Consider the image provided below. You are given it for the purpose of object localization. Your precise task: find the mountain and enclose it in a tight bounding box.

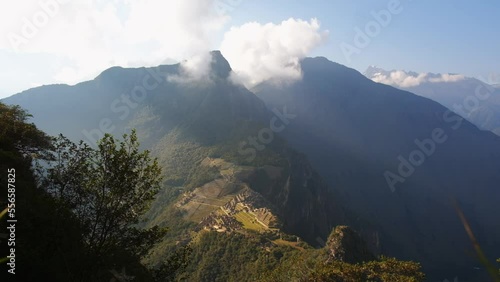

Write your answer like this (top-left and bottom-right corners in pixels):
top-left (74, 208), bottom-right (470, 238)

top-left (4, 52), bottom-right (500, 280)
top-left (365, 66), bottom-right (500, 136)
top-left (2, 51), bottom-right (347, 255)
top-left (254, 57), bottom-right (500, 280)
top-left (4, 52), bottom-right (266, 146)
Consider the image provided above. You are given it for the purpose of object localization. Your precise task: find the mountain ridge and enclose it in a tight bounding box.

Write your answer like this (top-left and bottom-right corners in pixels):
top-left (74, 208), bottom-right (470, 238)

top-left (2, 52), bottom-right (352, 250)
top-left (256, 56), bottom-right (500, 280)
top-left (364, 66), bottom-right (500, 136)
top-left (3, 52), bottom-right (500, 280)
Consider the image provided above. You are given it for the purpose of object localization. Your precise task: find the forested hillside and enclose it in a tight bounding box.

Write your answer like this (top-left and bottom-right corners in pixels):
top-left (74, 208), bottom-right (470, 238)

top-left (0, 102), bottom-right (429, 281)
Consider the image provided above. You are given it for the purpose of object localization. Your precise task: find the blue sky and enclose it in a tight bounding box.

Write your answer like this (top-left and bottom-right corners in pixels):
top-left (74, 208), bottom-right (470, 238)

top-left (230, 0), bottom-right (499, 77)
top-left (0, 0), bottom-right (498, 99)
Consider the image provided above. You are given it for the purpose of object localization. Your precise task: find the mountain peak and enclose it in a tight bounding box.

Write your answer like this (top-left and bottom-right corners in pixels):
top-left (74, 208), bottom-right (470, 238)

top-left (210, 50), bottom-right (231, 79)
top-left (326, 226), bottom-right (376, 264)
top-left (95, 66), bottom-right (127, 80)
top-left (364, 65), bottom-right (384, 74)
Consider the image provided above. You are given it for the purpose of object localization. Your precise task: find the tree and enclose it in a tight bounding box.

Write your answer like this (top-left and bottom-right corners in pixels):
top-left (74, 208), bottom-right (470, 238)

top-left (0, 102), bottom-right (84, 281)
top-left (0, 103), bottom-right (172, 280)
top-left (0, 102), bottom-right (52, 197)
top-left (40, 130), bottom-right (165, 280)
top-left (0, 103), bottom-right (52, 159)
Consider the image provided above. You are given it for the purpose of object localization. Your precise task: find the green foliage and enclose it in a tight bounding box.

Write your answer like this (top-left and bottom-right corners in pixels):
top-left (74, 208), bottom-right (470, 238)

top-left (0, 103), bottom-right (52, 157)
top-left (38, 130), bottom-right (166, 279)
top-left (164, 229), bottom-right (425, 282)
top-left (185, 163), bottom-right (221, 189)
top-left (311, 256), bottom-right (425, 282)
top-left (153, 131), bottom-right (214, 186)
top-left (180, 231), bottom-right (295, 282)
top-left (152, 245), bottom-right (193, 282)
top-left (0, 102), bottom-right (171, 281)
top-left (0, 102), bottom-right (88, 280)
top-left (142, 205), bottom-right (196, 267)
top-left (262, 251), bottom-right (425, 282)
top-left (0, 102), bottom-right (425, 282)
top-left (281, 233), bottom-right (300, 242)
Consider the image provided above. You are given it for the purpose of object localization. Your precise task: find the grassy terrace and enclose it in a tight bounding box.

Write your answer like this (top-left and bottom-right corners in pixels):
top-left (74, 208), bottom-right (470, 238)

top-left (234, 211), bottom-right (267, 232)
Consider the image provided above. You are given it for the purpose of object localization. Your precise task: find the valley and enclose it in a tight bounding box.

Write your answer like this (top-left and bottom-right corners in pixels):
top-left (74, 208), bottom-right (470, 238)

top-left (2, 51), bottom-right (499, 281)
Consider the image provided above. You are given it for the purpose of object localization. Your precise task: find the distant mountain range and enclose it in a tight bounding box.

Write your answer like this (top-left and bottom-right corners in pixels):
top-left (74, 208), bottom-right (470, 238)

top-left (4, 52), bottom-right (500, 281)
top-left (365, 66), bottom-right (500, 136)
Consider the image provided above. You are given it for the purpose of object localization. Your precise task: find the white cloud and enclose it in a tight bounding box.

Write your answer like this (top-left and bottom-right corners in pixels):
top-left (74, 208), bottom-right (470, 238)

top-left (220, 18), bottom-right (328, 88)
top-left (167, 52), bottom-right (215, 84)
top-left (428, 73), bottom-right (465, 83)
top-left (0, 0), bottom-right (227, 85)
top-left (372, 70), bottom-right (429, 88)
top-left (371, 70), bottom-right (466, 88)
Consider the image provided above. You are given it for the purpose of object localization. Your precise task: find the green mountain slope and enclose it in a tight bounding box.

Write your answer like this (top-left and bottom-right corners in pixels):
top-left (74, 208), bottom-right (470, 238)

top-left (2, 51), bottom-right (349, 264)
top-left (254, 57), bottom-right (500, 280)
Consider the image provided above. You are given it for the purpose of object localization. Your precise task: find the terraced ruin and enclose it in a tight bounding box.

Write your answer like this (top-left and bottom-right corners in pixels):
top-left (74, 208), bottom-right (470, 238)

top-left (176, 157), bottom-right (281, 233)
